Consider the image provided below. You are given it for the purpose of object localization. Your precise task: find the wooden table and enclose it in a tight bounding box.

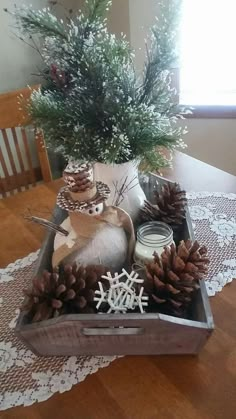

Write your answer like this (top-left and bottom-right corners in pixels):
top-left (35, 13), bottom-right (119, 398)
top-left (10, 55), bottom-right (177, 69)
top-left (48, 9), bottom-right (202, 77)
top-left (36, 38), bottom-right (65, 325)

top-left (1, 152), bottom-right (236, 419)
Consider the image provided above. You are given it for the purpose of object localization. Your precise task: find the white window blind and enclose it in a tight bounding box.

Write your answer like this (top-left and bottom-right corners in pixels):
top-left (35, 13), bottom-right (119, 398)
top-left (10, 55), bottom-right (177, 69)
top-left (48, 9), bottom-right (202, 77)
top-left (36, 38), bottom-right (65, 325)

top-left (180, 0), bottom-right (236, 106)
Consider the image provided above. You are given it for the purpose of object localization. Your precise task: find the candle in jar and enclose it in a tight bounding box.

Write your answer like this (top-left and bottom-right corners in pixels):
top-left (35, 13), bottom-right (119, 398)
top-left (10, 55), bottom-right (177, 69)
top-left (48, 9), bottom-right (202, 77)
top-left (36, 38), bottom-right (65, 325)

top-left (134, 222), bottom-right (174, 265)
top-left (134, 234), bottom-right (166, 263)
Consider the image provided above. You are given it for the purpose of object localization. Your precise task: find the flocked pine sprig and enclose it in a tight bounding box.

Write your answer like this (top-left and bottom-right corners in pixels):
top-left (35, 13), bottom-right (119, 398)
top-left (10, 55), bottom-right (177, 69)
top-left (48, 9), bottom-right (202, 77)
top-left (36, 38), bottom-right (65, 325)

top-left (13, 6), bottom-right (68, 39)
top-left (85, 0), bottom-right (112, 23)
top-left (7, 0), bottom-right (189, 171)
top-left (139, 0), bottom-right (181, 105)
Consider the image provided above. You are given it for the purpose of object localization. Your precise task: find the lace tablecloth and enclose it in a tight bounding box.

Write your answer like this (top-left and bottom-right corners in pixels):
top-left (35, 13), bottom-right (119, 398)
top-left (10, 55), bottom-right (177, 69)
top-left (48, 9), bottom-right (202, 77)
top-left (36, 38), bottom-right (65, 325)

top-left (0, 191), bottom-right (236, 410)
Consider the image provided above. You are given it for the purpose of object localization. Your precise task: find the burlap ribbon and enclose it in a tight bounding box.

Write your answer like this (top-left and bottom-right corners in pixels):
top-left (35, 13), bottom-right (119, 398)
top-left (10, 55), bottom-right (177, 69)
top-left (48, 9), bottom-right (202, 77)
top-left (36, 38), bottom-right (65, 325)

top-left (52, 206), bottom-right (135, 268)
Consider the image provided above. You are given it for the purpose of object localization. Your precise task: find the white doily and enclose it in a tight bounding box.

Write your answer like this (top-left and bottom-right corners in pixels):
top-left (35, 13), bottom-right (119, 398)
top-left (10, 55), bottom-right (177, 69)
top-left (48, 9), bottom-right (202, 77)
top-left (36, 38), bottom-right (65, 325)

top-left (187, 191), bottom-right (236, 296)
top-left (0, 191), bottom-right (236, 411)
top-left (0, 251), bottom-right (118, 411)
top-left (0, 251), bottom-right (39, 284)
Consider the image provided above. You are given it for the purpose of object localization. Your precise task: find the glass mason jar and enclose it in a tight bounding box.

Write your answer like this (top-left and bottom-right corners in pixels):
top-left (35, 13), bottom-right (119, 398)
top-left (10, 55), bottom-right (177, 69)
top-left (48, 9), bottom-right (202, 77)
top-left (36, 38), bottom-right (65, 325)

top-left (134, 221), bottom-right (174, 265)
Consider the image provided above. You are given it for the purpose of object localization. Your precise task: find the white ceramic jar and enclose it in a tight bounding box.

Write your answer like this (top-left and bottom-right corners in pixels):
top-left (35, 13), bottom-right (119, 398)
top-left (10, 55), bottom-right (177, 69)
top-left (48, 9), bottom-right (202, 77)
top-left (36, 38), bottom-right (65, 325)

top-left (93, 160), bottom-right (146, 221)
top-left (134, 221), bottom-right (174, 265)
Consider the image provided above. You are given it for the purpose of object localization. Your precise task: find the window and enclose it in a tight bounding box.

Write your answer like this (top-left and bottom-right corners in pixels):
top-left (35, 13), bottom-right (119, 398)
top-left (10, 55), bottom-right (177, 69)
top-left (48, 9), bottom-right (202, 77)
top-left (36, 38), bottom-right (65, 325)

top-left (180, 0), bottom-right (236, 108)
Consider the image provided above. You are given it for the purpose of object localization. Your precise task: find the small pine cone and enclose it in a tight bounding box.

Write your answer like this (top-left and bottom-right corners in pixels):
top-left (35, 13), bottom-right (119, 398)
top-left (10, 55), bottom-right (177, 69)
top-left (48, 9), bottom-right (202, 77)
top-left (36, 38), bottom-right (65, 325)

top-left (63, 163), bottom-right (94, 192)
top-left (140, 182), bottom-right (187, 227)
top-left (144, 240), bottom-right (210, 318)
top-left (22, 264), bottom-right (109, 323)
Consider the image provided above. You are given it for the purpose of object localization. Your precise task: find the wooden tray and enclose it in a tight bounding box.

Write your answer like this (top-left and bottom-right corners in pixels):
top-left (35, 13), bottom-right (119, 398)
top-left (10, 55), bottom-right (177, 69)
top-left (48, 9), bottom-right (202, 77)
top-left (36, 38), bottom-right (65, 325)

top-left (15, 174), bottom-right (214, 356)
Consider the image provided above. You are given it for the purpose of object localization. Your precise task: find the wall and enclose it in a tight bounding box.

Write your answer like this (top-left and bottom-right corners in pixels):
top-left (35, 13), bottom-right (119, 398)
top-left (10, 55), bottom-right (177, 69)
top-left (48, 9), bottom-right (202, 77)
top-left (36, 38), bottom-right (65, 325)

top-left (0, 0), bottom-right (130, 179)
top-left (129, 0), bottom-right (158, 72)
top-left (108, 0), bottom-right (130, 40)
top-left (0, 0), bottom-right (48, 93)
top-left (128, 0), bottom-right (236, 176)
top-left (76, 0), bottom-right (130, 39)
top-left (0, 0), bottom-right (79, 94)
top-left (0, 0), bottom-right (79, 179)
top-left (0, 0), bottom-right (130, 94)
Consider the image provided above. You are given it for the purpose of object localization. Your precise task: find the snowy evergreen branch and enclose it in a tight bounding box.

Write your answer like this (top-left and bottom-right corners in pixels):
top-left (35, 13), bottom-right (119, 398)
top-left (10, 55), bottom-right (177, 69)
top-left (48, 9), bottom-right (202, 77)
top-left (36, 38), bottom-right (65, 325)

top-left (9, 0), bottom-right (187, 171)
top-left (14, 7), bottom-right (67, 39)
top-left (85, 0), bottom-right (112, 22)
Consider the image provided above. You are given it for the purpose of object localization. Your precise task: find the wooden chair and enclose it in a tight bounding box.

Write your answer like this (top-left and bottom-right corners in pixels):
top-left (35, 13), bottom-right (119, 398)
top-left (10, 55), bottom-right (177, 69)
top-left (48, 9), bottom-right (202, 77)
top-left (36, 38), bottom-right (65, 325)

top-left (0, 86), bottom-right (52, 197)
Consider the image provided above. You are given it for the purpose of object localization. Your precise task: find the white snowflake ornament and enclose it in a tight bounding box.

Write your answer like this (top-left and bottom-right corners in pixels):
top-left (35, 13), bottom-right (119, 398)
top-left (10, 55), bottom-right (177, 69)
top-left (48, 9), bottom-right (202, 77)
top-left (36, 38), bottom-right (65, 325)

top-left (94, 269), bottom-right (149, 314)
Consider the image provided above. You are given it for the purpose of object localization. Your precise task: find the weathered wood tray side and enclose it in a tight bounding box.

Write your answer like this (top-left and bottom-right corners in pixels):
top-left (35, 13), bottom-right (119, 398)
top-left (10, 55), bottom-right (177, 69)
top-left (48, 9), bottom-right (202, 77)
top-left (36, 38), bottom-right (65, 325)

top-left (15, 174), bottom-right (214, 356)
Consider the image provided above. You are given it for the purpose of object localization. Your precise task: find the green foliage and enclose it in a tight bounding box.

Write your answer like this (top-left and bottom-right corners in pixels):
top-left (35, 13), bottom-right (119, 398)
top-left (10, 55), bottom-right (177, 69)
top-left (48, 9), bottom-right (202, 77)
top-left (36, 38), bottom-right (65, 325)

top-left (12, 0), bottom-right (187, 170)
top-left (15, 7), bottom-right (67, 39)
top-left (85, 0), bottom-right (112, 22)
top-left (139, 0), bottom-right (181, 105)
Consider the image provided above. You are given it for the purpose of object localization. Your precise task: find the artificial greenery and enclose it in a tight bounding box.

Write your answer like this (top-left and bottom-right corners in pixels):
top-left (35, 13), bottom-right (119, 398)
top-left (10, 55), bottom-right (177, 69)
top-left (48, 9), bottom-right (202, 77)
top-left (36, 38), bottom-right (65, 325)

top-left (8, 0), bottom-right (187, 170)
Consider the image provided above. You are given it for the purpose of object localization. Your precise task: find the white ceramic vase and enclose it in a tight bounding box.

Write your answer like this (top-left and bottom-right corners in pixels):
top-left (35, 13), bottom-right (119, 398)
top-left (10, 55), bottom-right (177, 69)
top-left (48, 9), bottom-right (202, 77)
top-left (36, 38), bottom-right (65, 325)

top-left (93, 161), bottom-right (146, 221)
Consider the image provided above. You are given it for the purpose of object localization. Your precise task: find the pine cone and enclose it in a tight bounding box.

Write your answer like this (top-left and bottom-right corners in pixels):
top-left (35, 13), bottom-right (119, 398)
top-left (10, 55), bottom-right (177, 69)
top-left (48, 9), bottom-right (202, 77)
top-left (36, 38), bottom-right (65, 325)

top-left (23, 264), bottom-right (109, 322)
top-left (63, 163), bottom-right (94, 192)
top-left (140, 182), bottom-right (187, 226)
top-left (144, 240), bottom-right (210, 317)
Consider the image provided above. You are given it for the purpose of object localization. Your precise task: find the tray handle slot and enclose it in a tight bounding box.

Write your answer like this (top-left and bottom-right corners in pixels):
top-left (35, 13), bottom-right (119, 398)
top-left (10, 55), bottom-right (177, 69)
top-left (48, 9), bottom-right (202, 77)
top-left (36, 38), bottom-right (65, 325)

top-left (82, 327), bottom-right (145, 336)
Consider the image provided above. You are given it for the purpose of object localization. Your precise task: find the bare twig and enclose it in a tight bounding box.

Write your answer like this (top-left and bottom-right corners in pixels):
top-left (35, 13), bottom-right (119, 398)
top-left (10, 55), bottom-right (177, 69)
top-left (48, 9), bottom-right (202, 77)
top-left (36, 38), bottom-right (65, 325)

top-left (23, 206), bottom-right (54, 217)
top-left (10, 31), bottom-right (44, 62)
top-left (24, 215), bottom-right (69, 236)
top-left (113, 175), bottom-right (139, 207)
top-left (23, 206), bottom-right (63, 229)
top-left (30, 73), bottom-right (45, 77)
top-left (30, 35), bottom-right (44, 61)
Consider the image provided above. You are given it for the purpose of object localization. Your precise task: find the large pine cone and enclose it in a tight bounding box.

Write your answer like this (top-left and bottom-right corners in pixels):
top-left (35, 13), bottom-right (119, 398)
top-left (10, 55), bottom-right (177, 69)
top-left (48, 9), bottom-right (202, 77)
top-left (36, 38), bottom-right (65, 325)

top-left (140, 182), bottom-right (187, 226)
top-left (23, 264), bottom-right (109, 323)
top-left (144, 240), bottom-right (210, 317)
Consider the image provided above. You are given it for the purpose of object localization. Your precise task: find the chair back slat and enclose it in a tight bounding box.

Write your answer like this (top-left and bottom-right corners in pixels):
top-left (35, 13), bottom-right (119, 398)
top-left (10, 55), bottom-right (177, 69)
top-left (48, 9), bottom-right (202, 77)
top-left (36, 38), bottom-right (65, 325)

top-left (2, 129), bottom-right (21, 193)
top-left (36, 130), bottom-right (53, 183)
top-left (21, 127), bottom-right (36, 186)
top-left (11, 127), bottom-right (29, 190)
top-left (0, 86), bottom-right (52, 196)
top-left (0, 178), bottom-right (6, 197)
top-left (11, 128), bottom-right (29, 189)
top-left (0, 146), bottom-right (10, 197)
